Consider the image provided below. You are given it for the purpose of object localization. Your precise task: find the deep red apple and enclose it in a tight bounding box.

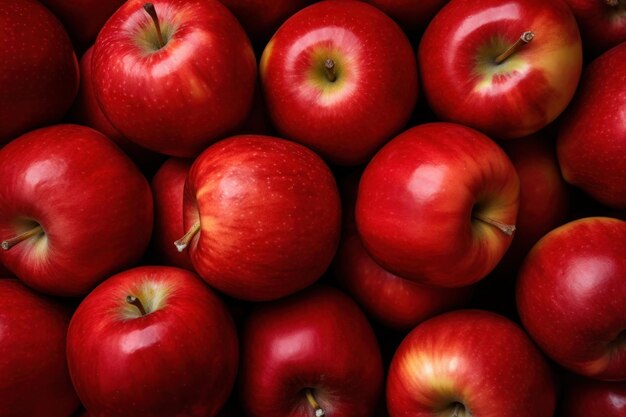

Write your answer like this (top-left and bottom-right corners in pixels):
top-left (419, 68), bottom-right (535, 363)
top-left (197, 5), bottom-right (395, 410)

top-left (178, 135), bottom-right (341, 301)
top-left (419, 0), bottom-right (582, 139)
top-left (0, 125), bottom-right (153, 297)
top-left (67, 266), bottom-right (238, 417)
top-left (387, 309), bottom-right (556, 417)
top-left (356, 123), bottom-right (520, 288)
top-left (362, 0), bottom-right (449, 29)
top-left (0, 279), bottom-right (80, 417)
top-left (563, 0), bottom-right (626, 55)
top-left (93, 0), bottom-right (257, 157)
top-left (0, 0), bottom-right (79, 144)
top-left (557, 42), bottom-right (626, 209)
top-left (260, 0), bottom-right (418, 165)
top-left (150, 157), bottom-right (194, 270)
top-left (240, 286), bottom-right (384, 417)
top-left (517, 217), bottom-right (626, 380)
top-left (558, 376), bottom-right (626, 416)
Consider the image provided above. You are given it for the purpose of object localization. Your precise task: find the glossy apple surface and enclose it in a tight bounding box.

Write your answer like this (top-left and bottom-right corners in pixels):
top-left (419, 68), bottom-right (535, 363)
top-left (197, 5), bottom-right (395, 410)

top-left (563, 0), bottom-right (626, 55)
top-left (93, 0), bottom-right (257, 157)
top-left (181, 135), bottom-right (341, 301)
top-left (0, 0), bottom-right (79, 144)
top-left (557, 42), bottom-right (626, 209)
top-left (240, 286), bottom-right (384, 417)
top-left (517, 217), bottom-right (626, 380)
top-left (387, 309), bottom-right (556, 417)
top-left (0, 279), bottom-right (80, 417)
top-left (0, 125), bottom-right (153, 297)
top-left (356, 123), bottom-right (519, 287)
top-left (67, 266), bottom-right (238, 417)
top-left (558, 376), bottom-right (626, 416)
top-left (419, 0), bottom-right (582, 139)
top-left (260, 0), bottom-right (418, 165)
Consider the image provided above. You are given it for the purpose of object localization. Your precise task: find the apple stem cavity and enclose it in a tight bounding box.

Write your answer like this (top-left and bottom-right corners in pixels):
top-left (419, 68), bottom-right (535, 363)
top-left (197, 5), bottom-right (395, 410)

top-left (494, 31), bottom-right (535, 65)
top-left (143, 3), bottom-right (166, 49)
top-left (1, 225), bottom-right (44, 250)
top-left (304, 388), bottom-right (326, 417)
top-left (126, 295), bottom-right (148, 316)
top-left (473, 215), bottom-right (516, 236)
top-left (324, 59), bottom-right (337, 82)
top-left (174, 221), bottom-right (201, 252)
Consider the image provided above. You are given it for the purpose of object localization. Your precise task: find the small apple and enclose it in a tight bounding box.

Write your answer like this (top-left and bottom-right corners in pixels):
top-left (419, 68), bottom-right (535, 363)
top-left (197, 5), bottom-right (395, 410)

top-left (558, 375), bottom-right (626, 416)
top-left (563, 0), bottom-right (626, 56)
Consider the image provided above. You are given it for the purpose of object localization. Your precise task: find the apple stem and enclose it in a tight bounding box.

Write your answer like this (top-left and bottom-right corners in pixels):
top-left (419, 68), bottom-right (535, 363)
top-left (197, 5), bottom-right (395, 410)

top-left (324, 59), bottom-right (337, 82)
top-left (494, 31), bottom-right (534, 65)
top-left (174, 221), bottom-right (201, 252)
top-left (143, 3), bottom-right (165, 49)
top-left (1, 225), bottom-right (44, 250)
top-left (473, 215), bottom-right (516, 236)
top-left (126, 295), bottom-right (147, 316)
top-left (304, 388), bottom-right (325, 417)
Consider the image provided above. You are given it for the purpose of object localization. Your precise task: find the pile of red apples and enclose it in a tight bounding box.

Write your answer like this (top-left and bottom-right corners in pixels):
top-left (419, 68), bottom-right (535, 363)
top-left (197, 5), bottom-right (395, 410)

top-left (1, 0), bottom-right (625, 416)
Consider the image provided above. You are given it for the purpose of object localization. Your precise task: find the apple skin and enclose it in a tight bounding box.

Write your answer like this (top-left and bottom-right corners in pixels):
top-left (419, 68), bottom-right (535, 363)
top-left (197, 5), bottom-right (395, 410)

top-left (356, 122), bottom-right (520, 288)
top-left (517, 217), bottom-right (626, 380)
top-left (150, 157), bottom-right (194, 270)
top-left (419, 0), bottom-right (582, 139)
top-left (0, 279), bottom-right (80, 417)
top-left (93, 0), bottom-right (257, 157)
top-left (558, 376), bottom-right (626, 417)
top-left (0, 125), bottom-right (153, 297)
top-left (183, 135), bottom-right (341, 301)
top-left (557, 42), bottom-right (626, 209)
top-left (563, 0), bottom-right (626, 56)
top-left (0, 0), bottom-right (79, 144)
top-left (240, 286), bottom-right (384, 417)
top-left (67, 266), bottom-right (239, 417)
top-left (260, 0), bottom-right (418, 165)
top-left (362, 0), bottom-right (449, 29)
top-left (387, 309), bottom-right (556, 417)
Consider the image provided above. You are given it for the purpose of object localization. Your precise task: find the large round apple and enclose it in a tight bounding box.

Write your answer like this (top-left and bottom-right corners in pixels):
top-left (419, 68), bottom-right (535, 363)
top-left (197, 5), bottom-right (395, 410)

top-left (260, 0), bottom-right (418, 165)
top-left (419, 0), bottom-right (582, 139)
top-left (517, 217), bottom-right (626, 381)
top-left (0, 125), bottom-right (153, 297)
top-left (67, 266), bottom-right (238, 417)
top-left (356, 123), bottom-right (519, 288)
top-left (93, 0), bottom-right (257, 157)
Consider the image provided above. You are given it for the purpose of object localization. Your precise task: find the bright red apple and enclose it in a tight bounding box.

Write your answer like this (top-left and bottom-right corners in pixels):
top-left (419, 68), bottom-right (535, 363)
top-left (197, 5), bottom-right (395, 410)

top-left (356, 123), bottom-right (520, 288)
top-left (0, 0), bottom-right (79, 144)
top-left (260, 0), bottom-right (418, 165)
top-left (0, 125), bottom-right (153, 297)
top-left (419, 0), bottom-right (582, 139)
top-left (563, 0), bottom-right (626, 56)
top-left (387, 309), bottom-right (556, 417)
top-left (150, 157), bottom-right (193, 270)
top-left (67, 266), bottom-right (238, 417)
top-left (517, 217), bottom-right (626, 380)
top-left (240, 286), bottom-right (384, 417)
top-left (558, 376), bottom-right (626, 416)
top-left (93, 0), bottom-right (257, 157)
top-left (0, 279), bottom-right (80, 417)
top-left (362, 0), bottom-right (449, 29)
top-left (178, 135), bottom-right (341, 301)
top-left (557, 42), bottom-right (626, 209)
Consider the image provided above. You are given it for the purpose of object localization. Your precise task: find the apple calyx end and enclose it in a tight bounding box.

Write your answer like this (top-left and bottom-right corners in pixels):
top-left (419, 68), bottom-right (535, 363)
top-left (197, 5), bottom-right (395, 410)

top-left (494, 31), bottom-right (534, 65)
top-left (304, 388), bottom-right (325, 417)
top-left (1, 225), bottom-right (44, 251)
top-left (126, 295), bottom-right (148, 316)
top-left (473, 215), bottom-right (516, 236)
top-left (324, 59), bottom-right (337, 83)
top-left (174, 221), bottom-right (201, 252)
top-left (143, 2), bottom-right (166, 49)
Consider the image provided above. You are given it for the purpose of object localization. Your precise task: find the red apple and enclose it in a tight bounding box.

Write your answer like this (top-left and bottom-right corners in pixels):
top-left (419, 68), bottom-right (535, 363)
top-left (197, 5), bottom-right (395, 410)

top-left (362, 0), bottom-right (449, 29)
top-left (240, 286), bottom-right (384, 417)
top-left (93, 0), bottom-right (257, 157)
top-left (0, 125), bottom-right (153, 297)
top-left (387, 309), bottom-right (556, 417)
top-left (150, 157), bottom-right (194, 270)
top-left (260, 0), bottom-right (418, 165)
top-left (563, 0), bottom-right (626, 56)
top-left (356, 123), bottom-right (520, 288)
top-left (557, 42), bottom-right (626, 209)
top-left (0, 0), bottom-right (79, 144)
top-left (517, 217), bottom-right (626, 380)
top-left (558, 376), bottom-right (626, 416)
top-left (0, 279), bottom-right (80, 417)
top-left (67, 266), bottom-right (238, 417)
top-left (38, 0), bottom-right (126, 48)
top-left (419, 0), bottom-right (582, 139)
top-left (178, 135), bottom-right (341, 301)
